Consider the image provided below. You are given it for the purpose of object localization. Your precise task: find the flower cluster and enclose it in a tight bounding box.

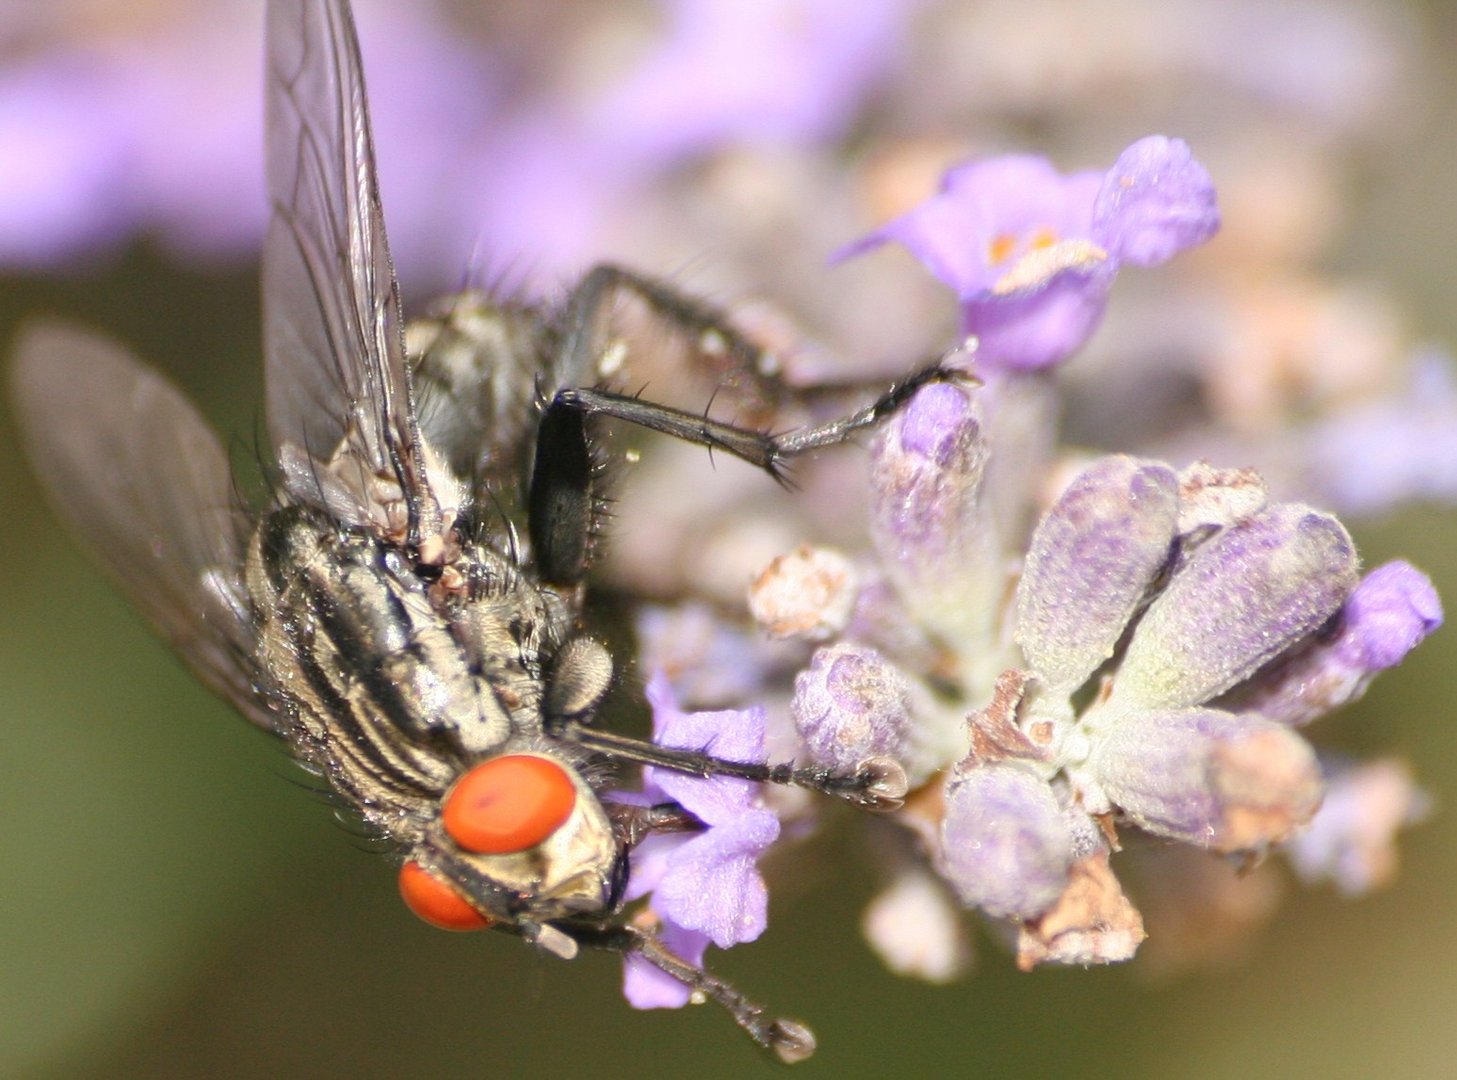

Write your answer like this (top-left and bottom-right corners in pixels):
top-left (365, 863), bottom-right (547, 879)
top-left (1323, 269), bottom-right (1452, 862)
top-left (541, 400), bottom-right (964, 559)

top-left (628, 133), bottom-right (1441, 995)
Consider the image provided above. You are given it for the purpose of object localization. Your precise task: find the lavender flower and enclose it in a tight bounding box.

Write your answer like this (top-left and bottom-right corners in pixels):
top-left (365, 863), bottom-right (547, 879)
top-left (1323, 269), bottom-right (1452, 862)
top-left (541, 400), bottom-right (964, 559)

top-left (619, 674), bottom-right (781, 1009)
top-left (8, 1), bottom-right (1446, 1055)
top-left (847, 418), bottom-right (1430, 963)
top-left (842, 136), bottom-right (1219, 369)
top-left (592, 0), bottom-right (913, 164)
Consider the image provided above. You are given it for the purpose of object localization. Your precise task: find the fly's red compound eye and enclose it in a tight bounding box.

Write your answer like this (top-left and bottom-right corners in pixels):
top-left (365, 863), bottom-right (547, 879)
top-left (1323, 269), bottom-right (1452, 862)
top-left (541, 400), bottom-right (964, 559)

top-left (398, 861), bottom-right (492, 931)
top-left (442, 754), bottom-right (577, 855)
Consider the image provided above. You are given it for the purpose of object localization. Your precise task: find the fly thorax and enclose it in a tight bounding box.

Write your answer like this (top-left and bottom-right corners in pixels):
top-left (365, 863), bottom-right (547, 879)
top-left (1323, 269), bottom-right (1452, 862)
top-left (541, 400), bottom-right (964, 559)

top-left (245, 505), bottom-right (520, 819)
top-left (445, 543), bottom-right (575, 736)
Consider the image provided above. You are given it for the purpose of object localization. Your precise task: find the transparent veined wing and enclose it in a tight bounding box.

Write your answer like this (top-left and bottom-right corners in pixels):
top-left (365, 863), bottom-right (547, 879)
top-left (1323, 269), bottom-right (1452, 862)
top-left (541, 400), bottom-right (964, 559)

top-left (9, 324), bottom-right (277, 735)
top-left (263, 0), bottom-right (429, 521)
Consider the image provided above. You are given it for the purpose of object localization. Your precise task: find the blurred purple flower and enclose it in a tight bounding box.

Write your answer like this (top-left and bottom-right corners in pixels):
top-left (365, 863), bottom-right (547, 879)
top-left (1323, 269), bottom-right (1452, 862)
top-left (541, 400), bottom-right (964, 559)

top-left (0, 14), bottom-right (267, 267)
top-left (619, 673), bottom-right (781, 1009)
top-left (0, 7), bottom-right (516, 283)
top-left (0, 54), bottom-right (142, 265)
top-left (1307, 350), bottom-right (1457, 516)
top-left (593, 0), bottom-right (915, 165)
top-left (842, 136), bottom-right (1219, 370)
top-left (1285, 758), bottom-right (1433, 896)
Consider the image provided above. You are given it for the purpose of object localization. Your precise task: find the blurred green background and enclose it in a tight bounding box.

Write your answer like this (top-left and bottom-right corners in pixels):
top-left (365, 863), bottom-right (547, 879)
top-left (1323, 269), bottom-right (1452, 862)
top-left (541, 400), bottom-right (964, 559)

top-left (4, 3), bottom-right (1457, 1079)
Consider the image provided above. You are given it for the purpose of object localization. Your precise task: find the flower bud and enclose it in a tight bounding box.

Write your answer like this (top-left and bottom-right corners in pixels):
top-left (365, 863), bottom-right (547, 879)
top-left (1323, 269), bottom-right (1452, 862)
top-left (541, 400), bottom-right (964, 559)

top-left (1088, 707), bottom-right (1323, 852)
top-left (940, 762), bottom-right (1073, 919)
top-left (1016, 455), bottom-right (1179, 695)
top-left (1112, 504), bottom-right (1358, 710)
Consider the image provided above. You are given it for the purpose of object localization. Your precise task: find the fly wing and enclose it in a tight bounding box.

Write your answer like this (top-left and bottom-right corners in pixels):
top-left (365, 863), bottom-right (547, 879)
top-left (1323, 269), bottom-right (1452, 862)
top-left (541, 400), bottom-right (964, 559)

top-left (10, 324), bottom-right (279, 735)
top-left (263, 0), bottom-right (430, 524)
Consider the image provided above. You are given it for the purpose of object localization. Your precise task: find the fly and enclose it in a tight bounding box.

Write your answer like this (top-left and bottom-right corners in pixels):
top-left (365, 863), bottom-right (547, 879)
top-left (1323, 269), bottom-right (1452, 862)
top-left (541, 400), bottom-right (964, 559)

top-left (9, 0), bottom-right (961, 1062)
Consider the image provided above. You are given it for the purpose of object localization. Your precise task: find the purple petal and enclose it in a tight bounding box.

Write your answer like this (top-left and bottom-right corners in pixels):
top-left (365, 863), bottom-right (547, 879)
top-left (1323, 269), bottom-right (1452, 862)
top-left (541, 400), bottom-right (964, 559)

top-left (622, 922), bottom-right (709, 1010)
top-left (1112, 504), bottom-right (1359, 710)
top-left (939, 762), bottom-right (1074, 919)
top-left (643, 673), bottom-right (766, 823)
top-left (960, 263), bottom-right (1117, 370)
top-left (791, 643), bottom-right (912, 770)
top-left (1092, 136), bottom-right (1220, 267)
top-left (653, 813), bottom-right (780, 947)
top-left (1340, 561), bottom-right (1443, 669)
top-left (620, 831), bottom-right (676, 903)
top-left (1088, 707), bottom-right (1322, 851)
top-left (633, 674), bottom-right (782, 948)
top-left (840, 155), bottom-right (1102, 297)
top-left (1016, 456), bottom-right (1180, 694)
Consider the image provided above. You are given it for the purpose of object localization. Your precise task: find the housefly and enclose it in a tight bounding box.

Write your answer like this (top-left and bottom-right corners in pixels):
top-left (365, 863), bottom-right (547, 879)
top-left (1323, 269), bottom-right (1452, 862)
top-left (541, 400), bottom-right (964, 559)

top-left (9, 0), bottom-right (958, 1061)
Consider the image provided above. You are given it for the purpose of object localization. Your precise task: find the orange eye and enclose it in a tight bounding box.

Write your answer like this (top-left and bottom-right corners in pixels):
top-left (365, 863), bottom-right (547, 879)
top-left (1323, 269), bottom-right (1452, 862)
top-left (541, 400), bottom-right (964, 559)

top-left (398, 861), bottom-right (492, 931)
top-left (443, 754), bottom-right (578, 855)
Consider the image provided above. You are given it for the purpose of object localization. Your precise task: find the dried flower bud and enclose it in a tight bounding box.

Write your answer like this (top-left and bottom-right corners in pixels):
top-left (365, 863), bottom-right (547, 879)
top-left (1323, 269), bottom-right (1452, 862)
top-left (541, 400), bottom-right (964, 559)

top-left (1176, 461), bottom-right (1268, 534)
top-left (1015, 852), bottom-right (1146, 969)
top-left (748, 544), bottom-right (859, 641)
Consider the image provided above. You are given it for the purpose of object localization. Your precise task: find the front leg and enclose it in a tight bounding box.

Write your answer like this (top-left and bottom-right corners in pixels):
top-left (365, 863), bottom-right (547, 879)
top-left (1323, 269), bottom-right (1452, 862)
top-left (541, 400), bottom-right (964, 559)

top-left (553, 719), bottom-right (908, 810)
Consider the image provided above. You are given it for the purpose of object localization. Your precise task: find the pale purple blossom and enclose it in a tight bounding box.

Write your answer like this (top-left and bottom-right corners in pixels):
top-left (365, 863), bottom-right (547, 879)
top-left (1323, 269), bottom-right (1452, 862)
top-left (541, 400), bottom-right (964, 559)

top-left (842, 136), bottom-right (1219, 370)
top-left (0, 6), bottom-right (501, 278)
top-left (619, 674), bottom-right (781, 1009)
top-left (1307, 350), bottom-right (1457, 515)
top-left (0, 55), bottom-right (143, 264)
top-left (1286, 759), bottom-right (1434, 896)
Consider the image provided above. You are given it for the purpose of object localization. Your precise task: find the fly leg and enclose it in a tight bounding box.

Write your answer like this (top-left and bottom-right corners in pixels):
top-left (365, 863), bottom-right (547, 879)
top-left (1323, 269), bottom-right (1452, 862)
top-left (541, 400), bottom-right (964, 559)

top-left (551, 719), bottom-right (907, 811)
top-left (565, 921), bottom-right (817, 1064)
top-left (556, 262), bottom-right (796, 413)
top-left (529, 285), bottom-right (966, 585)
